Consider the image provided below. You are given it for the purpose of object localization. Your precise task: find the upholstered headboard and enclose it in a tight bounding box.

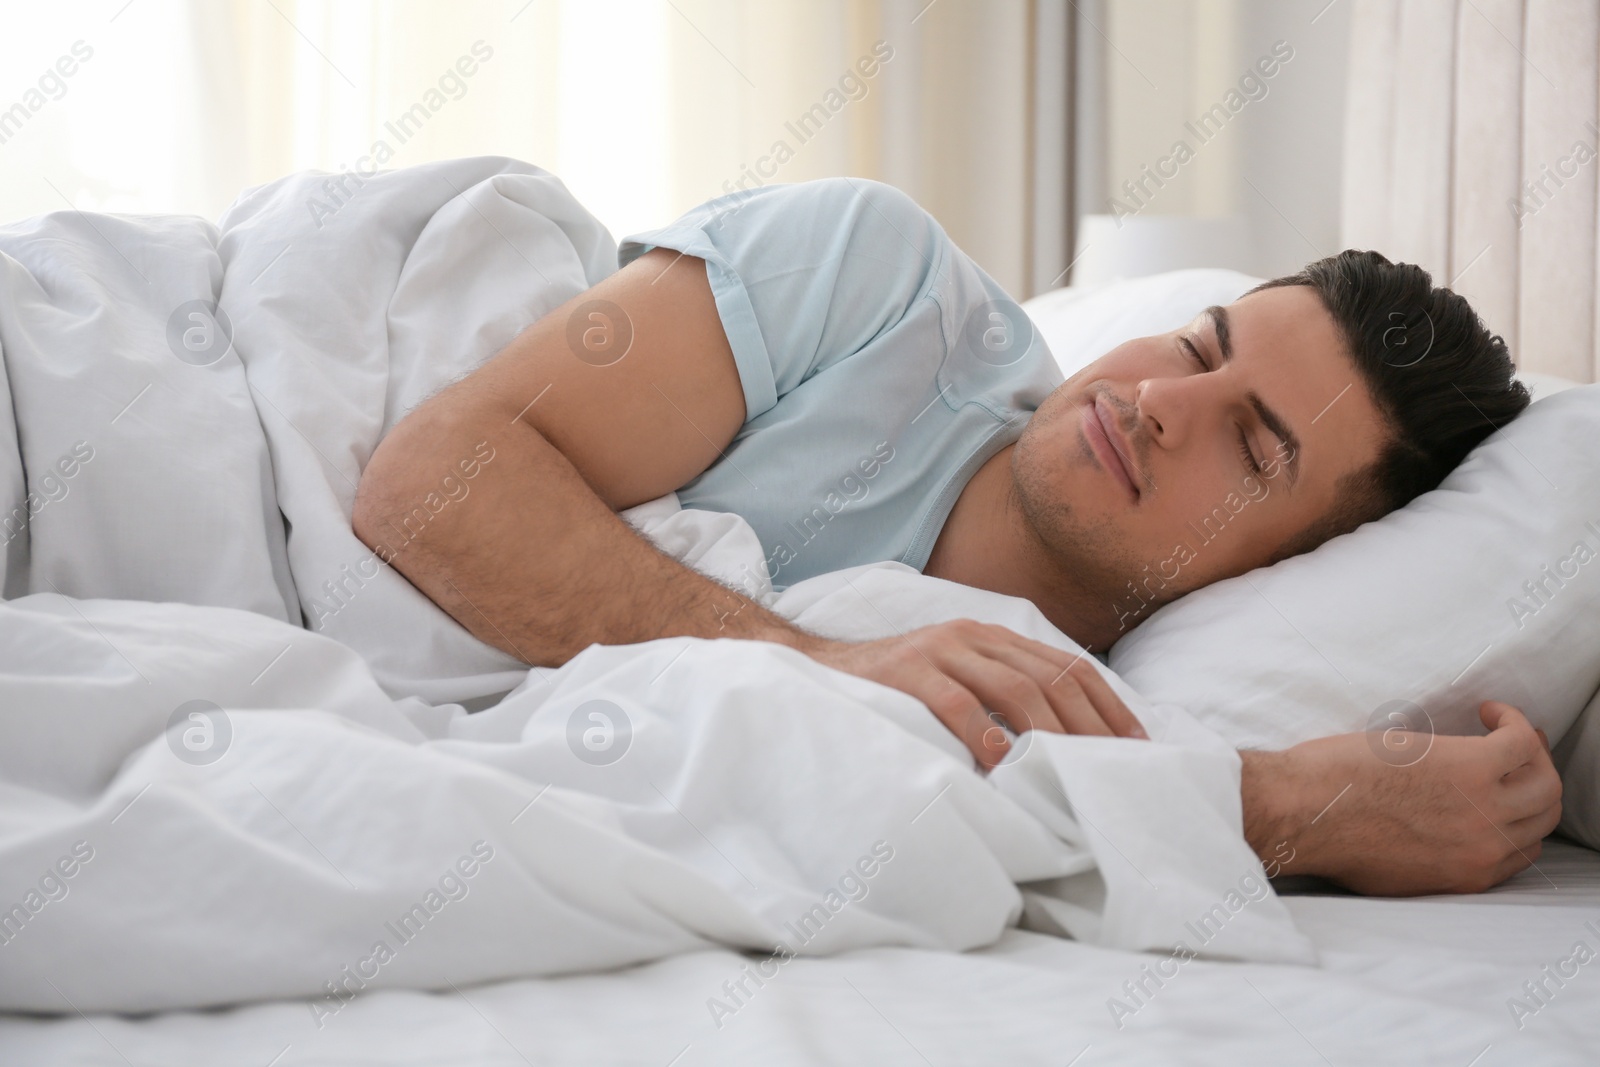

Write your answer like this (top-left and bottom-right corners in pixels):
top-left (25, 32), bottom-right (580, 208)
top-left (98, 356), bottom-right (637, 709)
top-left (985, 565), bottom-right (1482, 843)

top-left (1342, 0), bottom-right (1599, 383)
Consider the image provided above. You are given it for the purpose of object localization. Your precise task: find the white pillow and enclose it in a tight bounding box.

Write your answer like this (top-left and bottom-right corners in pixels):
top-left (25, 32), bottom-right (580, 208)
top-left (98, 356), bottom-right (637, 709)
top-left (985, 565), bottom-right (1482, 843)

top-left (1108, 384), bottom-right (1600, 752)
top-left (1022, 272), bottom-right (1600, 774)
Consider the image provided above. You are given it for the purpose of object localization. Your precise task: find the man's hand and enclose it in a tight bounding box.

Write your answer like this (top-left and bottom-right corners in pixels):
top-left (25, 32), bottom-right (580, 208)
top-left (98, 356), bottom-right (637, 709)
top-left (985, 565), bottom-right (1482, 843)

top-left (1244, 701), bottom-right (1563, 896)
top-left (797, 620), bottom-right (1148, 768)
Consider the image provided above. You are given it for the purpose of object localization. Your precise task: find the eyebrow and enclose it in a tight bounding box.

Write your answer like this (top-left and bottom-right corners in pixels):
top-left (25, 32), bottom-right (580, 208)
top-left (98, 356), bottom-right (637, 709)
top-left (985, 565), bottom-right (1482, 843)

top-left (1204, 305), bottom-right (1301, 490)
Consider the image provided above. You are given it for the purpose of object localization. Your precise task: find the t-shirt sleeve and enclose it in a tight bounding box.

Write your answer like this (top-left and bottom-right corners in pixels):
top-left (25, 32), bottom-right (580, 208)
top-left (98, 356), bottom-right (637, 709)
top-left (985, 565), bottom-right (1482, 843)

top-left (617, 177), bottom-right (950, 422)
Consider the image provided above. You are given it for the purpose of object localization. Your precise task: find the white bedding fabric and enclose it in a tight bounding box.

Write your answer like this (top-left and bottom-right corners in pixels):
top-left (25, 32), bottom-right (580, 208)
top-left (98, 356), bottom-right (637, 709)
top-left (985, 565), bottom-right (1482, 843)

top-left (5, 842), bottom-right (1599, 1065)
top-left (0, 159), bottom-right (1309, 1022)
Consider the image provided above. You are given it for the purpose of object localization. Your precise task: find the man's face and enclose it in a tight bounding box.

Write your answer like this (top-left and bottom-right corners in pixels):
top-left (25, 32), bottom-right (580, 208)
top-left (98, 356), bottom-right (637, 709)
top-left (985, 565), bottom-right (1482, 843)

top-left (1012, 285), bottom-right (1390, 633)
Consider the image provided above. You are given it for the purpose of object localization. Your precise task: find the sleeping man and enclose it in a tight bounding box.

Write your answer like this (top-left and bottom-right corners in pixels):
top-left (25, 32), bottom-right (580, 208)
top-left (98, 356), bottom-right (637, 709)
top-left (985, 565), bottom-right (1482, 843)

top-left (353, 177), bottom-right (1561, 898)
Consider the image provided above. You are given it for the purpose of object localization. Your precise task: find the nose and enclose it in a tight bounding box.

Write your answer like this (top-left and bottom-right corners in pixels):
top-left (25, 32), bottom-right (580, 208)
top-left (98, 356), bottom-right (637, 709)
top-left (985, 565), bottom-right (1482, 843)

top-left (1135, 375), bottom-right (1190, 449)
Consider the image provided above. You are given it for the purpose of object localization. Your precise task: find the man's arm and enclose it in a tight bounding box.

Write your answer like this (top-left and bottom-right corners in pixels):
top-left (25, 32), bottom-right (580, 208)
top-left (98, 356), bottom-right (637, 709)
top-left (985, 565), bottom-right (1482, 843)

top-left (355, 249), bottom-right (799, 661)
top-left (355, 248), bottom-right (1557, 896)
top-left (1240, 700), bottom-right (1563, 895)
top-left (353, 250), bottom-right (1141, 766)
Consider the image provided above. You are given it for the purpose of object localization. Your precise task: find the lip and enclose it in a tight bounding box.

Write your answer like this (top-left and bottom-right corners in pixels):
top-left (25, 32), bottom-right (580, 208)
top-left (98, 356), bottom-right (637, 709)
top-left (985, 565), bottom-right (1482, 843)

top-left (1081, 395), bottom-right (1141, 502)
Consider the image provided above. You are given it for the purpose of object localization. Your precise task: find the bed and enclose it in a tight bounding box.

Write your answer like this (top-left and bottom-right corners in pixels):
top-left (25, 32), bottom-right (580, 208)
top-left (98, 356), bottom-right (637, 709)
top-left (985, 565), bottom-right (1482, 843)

top-left (1, 158), bottom-right (1598, 1065)
top-left (2, 840), bottom-right (1597, 1065)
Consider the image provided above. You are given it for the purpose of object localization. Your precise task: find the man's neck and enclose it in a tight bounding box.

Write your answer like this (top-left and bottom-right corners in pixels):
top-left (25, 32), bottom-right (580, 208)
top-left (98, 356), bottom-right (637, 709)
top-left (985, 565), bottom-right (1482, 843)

top-left (923, 444), bottom-right (1122, 652)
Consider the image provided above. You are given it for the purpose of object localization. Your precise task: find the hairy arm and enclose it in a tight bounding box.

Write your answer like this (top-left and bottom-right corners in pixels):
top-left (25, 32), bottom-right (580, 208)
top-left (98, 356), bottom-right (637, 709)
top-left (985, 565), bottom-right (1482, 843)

top-left (354, 250), bottom-right (811, 662)
top-left (354, 250), bottom-right (1143, 760)
top-left (1239, 701), bottom-right (1563, 895)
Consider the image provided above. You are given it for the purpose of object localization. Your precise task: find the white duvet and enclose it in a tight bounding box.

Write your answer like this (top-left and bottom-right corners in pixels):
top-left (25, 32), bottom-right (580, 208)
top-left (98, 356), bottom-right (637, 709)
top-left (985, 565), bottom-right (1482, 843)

top-left (0, 158), bottom-right (1310, 1016)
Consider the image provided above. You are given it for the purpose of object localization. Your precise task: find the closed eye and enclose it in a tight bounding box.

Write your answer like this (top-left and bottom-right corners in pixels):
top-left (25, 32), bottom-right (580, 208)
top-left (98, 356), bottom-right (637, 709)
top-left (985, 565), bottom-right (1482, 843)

top-left (1180, 332), bottom-right (1264, 477)
top-left (1178, 334), bottom-right (1206, 369)
top-left (1237, 427), bottom-right (1262, 475)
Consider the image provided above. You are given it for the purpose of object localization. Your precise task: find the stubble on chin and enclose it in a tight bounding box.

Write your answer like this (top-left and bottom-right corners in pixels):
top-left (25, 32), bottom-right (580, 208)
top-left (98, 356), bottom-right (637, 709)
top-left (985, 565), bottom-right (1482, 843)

top-left (1010, 412), bottom-right (1138, 605)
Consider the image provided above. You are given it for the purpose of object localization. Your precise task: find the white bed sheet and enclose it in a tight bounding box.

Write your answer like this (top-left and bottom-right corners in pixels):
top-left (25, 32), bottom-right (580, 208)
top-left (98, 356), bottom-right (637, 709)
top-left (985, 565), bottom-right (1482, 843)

top-left (5, 840), bottom-right (1597, 1065)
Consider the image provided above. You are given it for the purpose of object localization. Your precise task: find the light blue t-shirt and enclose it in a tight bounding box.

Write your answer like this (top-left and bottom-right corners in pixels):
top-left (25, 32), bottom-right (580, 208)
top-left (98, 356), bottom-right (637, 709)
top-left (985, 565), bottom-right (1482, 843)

top-left (618, 177), bottom-right (1064, 591)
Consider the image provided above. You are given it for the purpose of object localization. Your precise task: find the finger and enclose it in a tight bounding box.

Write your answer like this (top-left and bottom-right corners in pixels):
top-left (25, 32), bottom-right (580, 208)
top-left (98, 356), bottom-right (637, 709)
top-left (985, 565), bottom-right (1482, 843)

top-left (973, 642), bottom-right (1115, 737)
top-left (1536, 728), bottom-right (1550, 754)
top-left (1499, 758), bottom-right (1563, 819)
top-left (1052, 654), bottom-right (1149, 740)
top-left (1506, 800), bottom-right (1563, 844)
top-left (906, 668), bottom-right (1012, 769)
top-left (1498, 798), bottom-right (1558, 849)
top-left (965, 712), bottom-right (1016, 769)
top-left (1480, 702), bottom-right (1543, 772)
top-left (972, 628), bottom-right (1148, 739)
top-left (1479, 700), bottom-right (1523, 732)
top-left (938, 648), bottom-right (1071, 741)
top-left (928, 681), bottom-right (1011, 764)
top-left (985, 628), bottom-right (1096, 687)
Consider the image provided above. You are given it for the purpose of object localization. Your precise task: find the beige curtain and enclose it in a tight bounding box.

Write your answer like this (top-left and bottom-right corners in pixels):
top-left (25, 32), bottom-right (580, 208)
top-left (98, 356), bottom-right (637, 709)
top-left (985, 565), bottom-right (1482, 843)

top-left (1342, 0), bottom-right (1600, 382)
top-left (170, 0), bottom-right (1072, 298)
top-left (0, 1), bottom-right (1070, 298)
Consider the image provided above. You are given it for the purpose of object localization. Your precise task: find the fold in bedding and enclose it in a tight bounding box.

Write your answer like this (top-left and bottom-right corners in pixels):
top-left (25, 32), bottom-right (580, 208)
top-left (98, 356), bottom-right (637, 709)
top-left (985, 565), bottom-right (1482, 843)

top-left (0, 158), bottom-right (1311, 1015)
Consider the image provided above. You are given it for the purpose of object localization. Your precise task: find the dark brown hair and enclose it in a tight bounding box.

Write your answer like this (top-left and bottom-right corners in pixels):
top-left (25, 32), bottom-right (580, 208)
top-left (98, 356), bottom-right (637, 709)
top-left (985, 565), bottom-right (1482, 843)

top-left (1252, 249), bottom-right (1530, 562)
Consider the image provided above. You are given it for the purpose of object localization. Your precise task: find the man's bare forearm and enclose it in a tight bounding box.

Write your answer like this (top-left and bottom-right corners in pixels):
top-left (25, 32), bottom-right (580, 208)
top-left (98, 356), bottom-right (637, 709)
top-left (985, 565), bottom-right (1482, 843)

top-left (1239, 748), bottom-right (1320, 877)
top-left (1238, 708), bottom-right (1561, 896)
top-left (353, 399), bottom-right (816, 667)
